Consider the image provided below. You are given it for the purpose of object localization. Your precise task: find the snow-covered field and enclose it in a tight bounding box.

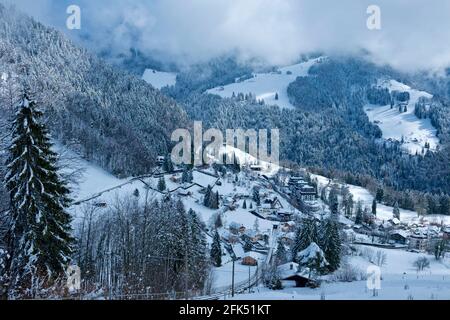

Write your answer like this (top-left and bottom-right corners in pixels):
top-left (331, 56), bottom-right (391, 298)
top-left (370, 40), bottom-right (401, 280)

top-left (142, 69), bottom-right (177, 89)
top-left (207, 58), bottom-right (323, 109)
top-left (364, 80), bottom-right (439, 155)
top-left (231, 246), bottom-right (450, 300)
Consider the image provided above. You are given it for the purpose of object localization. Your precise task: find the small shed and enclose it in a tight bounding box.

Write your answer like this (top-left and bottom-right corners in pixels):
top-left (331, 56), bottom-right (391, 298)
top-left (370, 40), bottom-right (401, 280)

top-left (241, 256), bottom-right (258, 266)
top-left (277, 262), bottom-right (317, 288)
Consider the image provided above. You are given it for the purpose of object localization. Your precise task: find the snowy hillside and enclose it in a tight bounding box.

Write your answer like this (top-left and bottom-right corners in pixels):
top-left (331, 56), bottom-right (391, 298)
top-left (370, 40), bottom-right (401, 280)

top-left (364, 80), bottom-right (439, 155)
top-left (207, 58), bottom-right (323, 109)
top-left (142, 69), bottom-right (177, 89)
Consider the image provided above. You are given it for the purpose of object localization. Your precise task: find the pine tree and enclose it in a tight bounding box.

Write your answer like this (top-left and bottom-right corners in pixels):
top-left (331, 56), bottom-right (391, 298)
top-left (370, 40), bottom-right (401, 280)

top-left (328, 185), bottom-right (339, 216)
top-left (355, 201), bottom-right (363, 225)
top-left (275, 241), bottom-right (287, 265)
top-left (253, 188), bottom-right (261, 207)
top-left (210, 231), bottom-right (222, 267)
top-left (376, 188), bottom-right (384, 203)
top-left (181, 168), bottom-right (189, 184)
top-left (393, 202), bottom-right (400, 220)
top-left (4, 94), bottom-right (73, 297)
top-left (242, 200), bottom-right (247, 209)
top-left (158, 176), bottom-right (166, 191)
top-left (187, 209), bottom-right (208, 286)
top-left (203, 185), bottom-right (212, 207)
top-left (372, 199), bottom-right (377, 216)
top-left (163, 154), bottom-right (174, 173)
top-left (319, 218), bottom-right (341, 272)
top-left (292, 219), bottom-right (318, 262)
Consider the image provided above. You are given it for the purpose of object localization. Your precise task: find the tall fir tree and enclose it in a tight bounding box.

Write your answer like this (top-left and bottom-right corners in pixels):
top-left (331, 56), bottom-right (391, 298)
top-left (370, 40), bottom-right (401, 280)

top-left (319, 218), bottom-right (341, 272)
top-left (157, 176), bottom-right (166, 191)
top-left (372, 199), bottom-right (377, 216)
top-left (328, 185), bottom-right (339, 216)
top-left (292, 219), bottom-right (318, 262)
top-left (355, 201), bottom-right (364, 225)
top-left (393, 202), bottom-right (400, 220)
top-left (275, 241), bottom-right (287, 265)
top-left (163, 154), bottom-right (174, 173)
top-left (4, 94), bottom-right (73, 298)
top-left (375, 188), bottom-right (384, 203)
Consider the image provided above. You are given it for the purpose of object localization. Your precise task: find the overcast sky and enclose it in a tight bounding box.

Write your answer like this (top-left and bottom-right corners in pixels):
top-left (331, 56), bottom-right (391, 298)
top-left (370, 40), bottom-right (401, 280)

top-left (5, 0), bottom-right (450, 71)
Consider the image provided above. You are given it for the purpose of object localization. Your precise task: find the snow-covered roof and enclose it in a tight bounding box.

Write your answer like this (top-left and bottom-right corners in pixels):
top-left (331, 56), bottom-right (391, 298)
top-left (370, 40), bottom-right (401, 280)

top-left (277, 262), bottom-right (299, 279)
top-left (390, 230), bottom-right (409, 238)
top-left (231, 244), bottom-right (245, 259)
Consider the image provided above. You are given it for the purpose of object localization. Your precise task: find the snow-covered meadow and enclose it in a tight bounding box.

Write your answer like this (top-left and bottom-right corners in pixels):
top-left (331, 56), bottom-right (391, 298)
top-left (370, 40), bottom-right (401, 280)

top-left (207, 58), bottom-right (323, 109)
top-left (231, 246), bottom-right (450, 300)
top-left (364, 80), bottom-right (439, 155)
top-left (142, 69), bottom-right (177, 89)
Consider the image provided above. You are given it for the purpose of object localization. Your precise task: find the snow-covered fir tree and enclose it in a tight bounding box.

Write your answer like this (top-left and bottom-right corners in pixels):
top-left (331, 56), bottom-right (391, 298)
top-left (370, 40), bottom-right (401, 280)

top-left (275, 241), bottom-right (287, 265)
top-left (319, 218), bottom-right (341, 272)
top-left (4, 94), bottom-right (73, 298)
top-left (292, 218), bottom-right (319, 262)
top-left (210, 231), bottom-right (222, 267)
top-left (297, 242), bottom-right (329, 279)
top-left (393, 201), bottom-right (400, 220)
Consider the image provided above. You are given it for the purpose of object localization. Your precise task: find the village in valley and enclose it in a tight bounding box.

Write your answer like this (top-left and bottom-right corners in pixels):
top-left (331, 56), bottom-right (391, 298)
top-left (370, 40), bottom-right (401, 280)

top-left (70, 149), bottom-right (450, 300)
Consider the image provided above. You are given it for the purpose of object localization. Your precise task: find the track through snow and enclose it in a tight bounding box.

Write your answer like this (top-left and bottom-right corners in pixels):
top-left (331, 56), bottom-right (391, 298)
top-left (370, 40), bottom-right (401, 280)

top-left (207, 58), bottom-right (323, 109)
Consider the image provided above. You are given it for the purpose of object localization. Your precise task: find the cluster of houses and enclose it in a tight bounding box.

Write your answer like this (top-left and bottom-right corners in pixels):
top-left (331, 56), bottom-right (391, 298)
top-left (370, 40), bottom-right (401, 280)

top-left (351, 217), bottom-right (450, 253)
top-left (219, 222), bottom-right (271, 267)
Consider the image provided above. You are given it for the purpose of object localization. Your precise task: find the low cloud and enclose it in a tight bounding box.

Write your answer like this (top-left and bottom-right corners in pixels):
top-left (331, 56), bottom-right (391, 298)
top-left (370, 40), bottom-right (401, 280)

top-left (5, 0), bottom-right (450, 71)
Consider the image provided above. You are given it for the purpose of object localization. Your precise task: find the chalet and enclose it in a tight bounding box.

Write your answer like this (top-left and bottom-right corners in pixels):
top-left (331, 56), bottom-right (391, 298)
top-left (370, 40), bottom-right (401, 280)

top-left (242, 230), bottom-right (264, 243)
top-left (177, 189), bottom-right (191, 197)
top-left (388, 218), bottom-right (401, 226)
top-left (279, 232), bottom-right (296, 246)
top-left (242, 256), bottom-right (258, 266)
top-left (229, 222), bottom-right (242, 235)
top-left (277, 210), bottom-right (294, 222)
top-left (277, 262), bottom-right (318, 288)
top-left (389, 230), bottom-right (408, 245)
top-left (260, 197), bottom-right (284, 215)
top-left (281, 221), bottom-right (296, 233)
top-left (92, 202), bottom-right (108, 208)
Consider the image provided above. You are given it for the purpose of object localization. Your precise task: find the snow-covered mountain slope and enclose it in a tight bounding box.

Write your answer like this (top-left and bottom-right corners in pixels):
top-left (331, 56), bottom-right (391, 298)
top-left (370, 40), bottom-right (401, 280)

top-left (364, 80), bottom-right (439, 155)
top-left (312, 172), bottom-right (450, 226)
top-left (142, 69), bottom-right (177, 89)
top-left (206, 57), bottom-right (323, 109)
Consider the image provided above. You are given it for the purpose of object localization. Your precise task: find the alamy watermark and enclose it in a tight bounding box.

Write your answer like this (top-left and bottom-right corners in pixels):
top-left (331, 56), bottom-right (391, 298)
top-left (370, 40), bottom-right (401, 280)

top-left (367, 5), bottom-right (381, 30)
top-left (66, 5), bottom-right (81, 30)
top-left (66, 265), bottom-right (81, 292)
top-left (366, 265), bottom-right (381, 296)
top-left (171, 121), bottom-right (279, 167)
